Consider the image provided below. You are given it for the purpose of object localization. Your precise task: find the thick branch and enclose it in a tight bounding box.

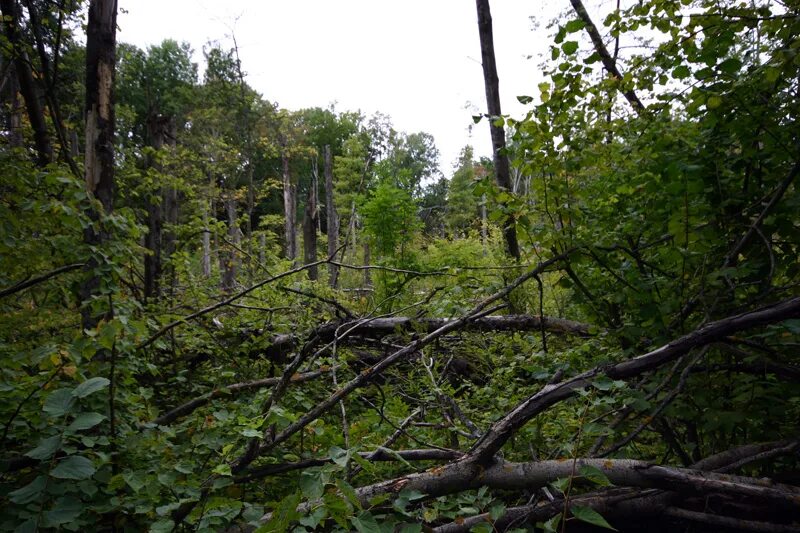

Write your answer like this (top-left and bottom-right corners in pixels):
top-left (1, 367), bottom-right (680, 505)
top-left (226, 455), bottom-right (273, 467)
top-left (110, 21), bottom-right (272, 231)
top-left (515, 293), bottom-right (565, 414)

top-left (468, 296), bottom-right (800, 462)
top-left (0, 263), bottom-right (84, 299)
top-left (259, 314), bottom-right (596, 361)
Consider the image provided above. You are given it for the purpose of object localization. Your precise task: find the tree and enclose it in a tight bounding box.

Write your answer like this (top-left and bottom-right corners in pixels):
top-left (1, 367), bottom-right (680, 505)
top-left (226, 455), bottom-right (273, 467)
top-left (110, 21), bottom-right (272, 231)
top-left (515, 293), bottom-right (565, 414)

top-left (475, 0), bottom-right (520, 260)
top-left (79, 0), bottom-right (116, 328)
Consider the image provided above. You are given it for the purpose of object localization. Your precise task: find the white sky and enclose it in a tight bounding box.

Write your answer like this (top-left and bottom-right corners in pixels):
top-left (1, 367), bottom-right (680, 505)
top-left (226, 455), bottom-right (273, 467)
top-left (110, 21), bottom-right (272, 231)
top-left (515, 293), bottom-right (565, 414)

top-left (117, 1), bottom-right (566, 176)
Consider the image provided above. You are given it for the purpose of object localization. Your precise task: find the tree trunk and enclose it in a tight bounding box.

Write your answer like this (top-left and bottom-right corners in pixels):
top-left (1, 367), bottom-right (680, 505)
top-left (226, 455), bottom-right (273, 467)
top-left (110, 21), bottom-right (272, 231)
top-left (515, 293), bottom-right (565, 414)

top-left (475, 0), bottom-right (520, 260)
top-left (303, 160), bottom-right (319, 280)
top-left (0, 0), bottom-right (52, 166)
top-left (221, 197), bottom-right (238, 292)
top-left (2, 61), bottom-right (23, 148)
top-left (282, 153), bottom-right (297, 262)
top-left (324, 145), bottom-right (339, 288)
top-left (79, 0), bottom-right (116, 330)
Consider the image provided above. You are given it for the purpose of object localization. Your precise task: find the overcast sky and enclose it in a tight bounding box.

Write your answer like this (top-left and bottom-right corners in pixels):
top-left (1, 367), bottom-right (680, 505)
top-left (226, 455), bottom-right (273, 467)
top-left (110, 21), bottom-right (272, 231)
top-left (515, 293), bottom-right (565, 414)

top-left (117, 1), bottom-right (565, 176)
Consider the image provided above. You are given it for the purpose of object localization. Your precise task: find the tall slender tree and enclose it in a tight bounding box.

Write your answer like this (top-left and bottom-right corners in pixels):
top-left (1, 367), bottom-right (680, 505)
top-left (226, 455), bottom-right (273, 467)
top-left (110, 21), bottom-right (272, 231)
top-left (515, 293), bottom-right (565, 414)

top-left (475, 0), bottom-right (520, 260)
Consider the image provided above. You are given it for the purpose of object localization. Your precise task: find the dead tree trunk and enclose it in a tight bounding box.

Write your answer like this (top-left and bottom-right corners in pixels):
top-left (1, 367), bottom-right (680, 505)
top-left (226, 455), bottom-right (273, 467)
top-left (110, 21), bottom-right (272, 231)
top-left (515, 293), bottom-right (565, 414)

top-left (0, 0), bottom-right (52, 166)
top-left (282, 153), bottom-right (297, 262)
top-left (79, 0), bottom-right (116, 330)
top-left (324, 145), bottom-right (339, 287)
top-left (475, 0), bottom-right (520, 261)
top-left (303, 159), bottom-right (319, 280)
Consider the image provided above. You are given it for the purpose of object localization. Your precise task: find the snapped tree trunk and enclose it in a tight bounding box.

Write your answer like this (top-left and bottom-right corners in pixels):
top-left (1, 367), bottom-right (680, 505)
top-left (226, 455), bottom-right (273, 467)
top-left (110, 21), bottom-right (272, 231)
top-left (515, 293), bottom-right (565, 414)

top-left (324, 145), bottom-right (339, 287)
top-left (282, 153), bottom-right (297, 262)
top-left (475, 0), bottom-right (520, 260)
top-left (303, 160), bottom-right (319, 280)
top-left (0, 0), bottom-right (52, 166)
top-left (79, 0), bottom-right (116, 330)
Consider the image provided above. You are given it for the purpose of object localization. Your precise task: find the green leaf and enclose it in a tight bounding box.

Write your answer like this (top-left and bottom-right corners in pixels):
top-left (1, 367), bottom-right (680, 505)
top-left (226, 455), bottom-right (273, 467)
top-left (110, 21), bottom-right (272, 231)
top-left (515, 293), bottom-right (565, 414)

top-left (351, 510), bottom-right (381, 533)
top-left (565, 19), bottom-right (585, 33)
top-left (124, 471), bottom-right (146, 492)
top-left (329, 446), bottom-right (350, 467)
top-left (400, 525), bottom-right (422, 533)
top-left (44, 388), bottom-right (76, 417)
top-left (470, 523), bottom-right (493, 533)
top-left (298, 506), bottom-right (327, 529)
top-left (67, 412), bottom-right (105, 432)
top-left (517, 95), bottom-right (533, 104)
top-left (8, 475), bottom-right (47, 504)
top-left (489, 502), bottom-right (506, 520)
top-left (570, 505), bottom-right (617, 530)
top-left (299, 470), bottom-right (325, 500)
top-left (562, 41), bottom-right (579, 55)
top-left (579, 464), bottom-right (613, 487)
top-left (540, 513), bottom-right (562, 533)
top-left (149, 519), bottom-right (176, 533)
top-left (336, 478), bottom-right (362, 510)
top-left (72, 377), bottom-right (110, 398)
top-left (25, 435), bottom-right (62, 460)
top-left (51, 455), bottom-right (96, 480)
top-left (671, 65), bottom-right (691, 79)
top-left (213, 463), bottom-right (232, 476)
top-left (42, 496), bottom-right (83, 527)
top-left (706, 95), bottom-right (723, 109)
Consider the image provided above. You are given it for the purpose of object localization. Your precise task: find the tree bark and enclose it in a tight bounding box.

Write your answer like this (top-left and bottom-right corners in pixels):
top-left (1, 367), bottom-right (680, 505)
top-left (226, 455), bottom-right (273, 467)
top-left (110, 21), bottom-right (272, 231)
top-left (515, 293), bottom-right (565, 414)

top-left (282, 153), bottom-right (297, 262)
top-left (0, 0), bottom-right (52, 166)
top-left (80, 0), bottom-right (117, 330)
top-left (475, 0), bottom-right (520, 260)
top-left (303, 159), bottom-right (319, 280)
top-left (569, 0), bottom-right (645, 114)
top-left (324, 145), bottom-right (339, 287)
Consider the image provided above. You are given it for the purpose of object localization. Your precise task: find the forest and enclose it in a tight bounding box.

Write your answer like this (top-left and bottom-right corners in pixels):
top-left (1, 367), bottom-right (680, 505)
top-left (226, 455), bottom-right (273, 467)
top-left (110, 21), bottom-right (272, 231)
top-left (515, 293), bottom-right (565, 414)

top-left (1, 0), bottom-right (799, 531)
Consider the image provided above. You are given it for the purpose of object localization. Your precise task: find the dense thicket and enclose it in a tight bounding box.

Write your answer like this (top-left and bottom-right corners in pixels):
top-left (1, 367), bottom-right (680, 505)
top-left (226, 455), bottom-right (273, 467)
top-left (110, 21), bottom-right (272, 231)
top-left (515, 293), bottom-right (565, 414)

top-left (1, 0), bottom-right (798, 532)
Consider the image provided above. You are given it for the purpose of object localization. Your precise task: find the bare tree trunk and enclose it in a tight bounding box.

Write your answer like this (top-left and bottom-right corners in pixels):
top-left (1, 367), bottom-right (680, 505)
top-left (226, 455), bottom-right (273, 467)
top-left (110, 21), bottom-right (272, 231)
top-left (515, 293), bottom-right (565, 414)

top-left (282, 153), bottom-right (297, 262)
top-left (475, 0), bottom-right (520, 261)
top-left (303, 160), bottom-right (319, 280)
top-left (221, 197), bottom-right (238, 292)
top-left (324, 145), bottom-right (339, 288)
top-left (79, 0), bottom-right (116, 330)
top-left (0, 0), bottom-right (52, 166)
